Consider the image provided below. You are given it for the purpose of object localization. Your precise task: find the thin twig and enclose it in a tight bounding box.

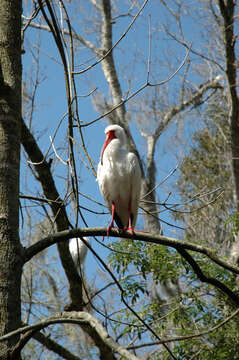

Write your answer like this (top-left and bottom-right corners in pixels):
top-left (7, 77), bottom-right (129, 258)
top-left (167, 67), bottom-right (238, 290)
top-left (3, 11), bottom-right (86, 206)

top-left (73, 0), bottom-right (151, 75)
top-left (141, 165), bottom-right (179, 200)
top-left (49, 136), bottom-right (68, 166)
top-left (79, 46), bottom-right (190, 128)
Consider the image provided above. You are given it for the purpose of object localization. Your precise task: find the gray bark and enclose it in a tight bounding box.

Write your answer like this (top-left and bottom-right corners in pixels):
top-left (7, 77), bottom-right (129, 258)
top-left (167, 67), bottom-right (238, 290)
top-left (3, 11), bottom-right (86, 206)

top-left (0, 0), bottom-right (22, 358)
top-left (218, 0), bottom-right (239, 262)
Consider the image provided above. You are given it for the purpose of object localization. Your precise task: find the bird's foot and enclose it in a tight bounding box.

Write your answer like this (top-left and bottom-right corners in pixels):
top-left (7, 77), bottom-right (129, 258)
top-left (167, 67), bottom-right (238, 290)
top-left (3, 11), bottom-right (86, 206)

top-left (107, 223), bottom-right (118, 237)
top-left (123, 227), bottom-right (134, 236)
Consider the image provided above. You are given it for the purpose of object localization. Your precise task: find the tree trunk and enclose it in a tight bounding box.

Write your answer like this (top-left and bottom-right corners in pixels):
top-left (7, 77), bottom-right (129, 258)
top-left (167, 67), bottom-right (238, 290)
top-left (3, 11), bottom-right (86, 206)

top-left (218, 0), bottom-right (239, 208)
top-left (0, 0), bottom-right (22, 358)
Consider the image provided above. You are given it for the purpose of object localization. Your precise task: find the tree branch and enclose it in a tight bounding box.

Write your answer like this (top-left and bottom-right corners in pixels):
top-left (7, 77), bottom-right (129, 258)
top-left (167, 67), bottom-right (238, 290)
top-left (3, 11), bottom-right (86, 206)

top-left (22, 226), bottom-right (239, 305)
top-left (154, 76), bottom-right (223, 140)
top-left (20, 116), bottom-right (83, 310)
top-left (176, 247), bottom-right (239, 305)
top-left (23, 21), bottom-right (101, 56)
top-left (100, 0), bottom-right (127, 125)
top-left (24, 227), bottom-right (239, 275)
top-left (8, 312), bottom-right (140, 360)
top-left (73, 0), bottom-right (150, 76)
top-left (12, 326), bottom-right (82, 360)
top-left (142, 75), bottom-right (222, 234)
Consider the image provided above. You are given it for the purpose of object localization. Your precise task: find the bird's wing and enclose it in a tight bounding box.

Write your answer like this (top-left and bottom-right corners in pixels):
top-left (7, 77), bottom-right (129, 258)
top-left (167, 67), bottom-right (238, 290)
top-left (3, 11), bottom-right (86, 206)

top-left (97, 162), bottom-right (110, 206)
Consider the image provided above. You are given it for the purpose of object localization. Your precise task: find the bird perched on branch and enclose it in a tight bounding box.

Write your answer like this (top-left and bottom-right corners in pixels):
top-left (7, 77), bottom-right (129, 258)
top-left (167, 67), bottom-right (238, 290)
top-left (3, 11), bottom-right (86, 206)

top-left (97, 124), bottom-right (141, 235)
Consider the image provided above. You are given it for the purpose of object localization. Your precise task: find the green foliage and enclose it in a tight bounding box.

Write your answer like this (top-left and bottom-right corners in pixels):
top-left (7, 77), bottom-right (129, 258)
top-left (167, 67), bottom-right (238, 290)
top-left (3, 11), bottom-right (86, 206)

top-left (225, 211), bottom-right (239, 236)
top-left (174, 98), bottom-right (234, 253)
top-left (109, 238), bottom-right (180, 275)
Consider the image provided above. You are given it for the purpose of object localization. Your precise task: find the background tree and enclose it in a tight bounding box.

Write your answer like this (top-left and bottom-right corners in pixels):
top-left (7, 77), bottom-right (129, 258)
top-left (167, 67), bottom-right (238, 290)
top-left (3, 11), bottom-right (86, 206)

top-left (0, 0), bottom-right (239, 359)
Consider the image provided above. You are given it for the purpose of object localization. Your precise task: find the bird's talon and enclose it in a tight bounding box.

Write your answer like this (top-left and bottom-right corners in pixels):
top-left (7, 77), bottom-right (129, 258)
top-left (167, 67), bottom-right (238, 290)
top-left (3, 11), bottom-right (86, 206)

top-left (123, 227), bottom-right (134, 236)
top-left (107, 224), bottom-right (118, 237)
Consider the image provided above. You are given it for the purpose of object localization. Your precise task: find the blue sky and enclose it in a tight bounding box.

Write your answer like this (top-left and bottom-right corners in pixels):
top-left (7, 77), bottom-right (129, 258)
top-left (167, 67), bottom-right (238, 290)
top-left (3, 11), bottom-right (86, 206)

top-left (21, 1), bottom-right (214, 289)
top-left (21, 0), bottom-right (217, 337)
top-left (22, 1), bottom-right (190, 234)
top-left (19, 3), bottom-right (239, 359)
top-left (20, 2), bottom-right (230, 359)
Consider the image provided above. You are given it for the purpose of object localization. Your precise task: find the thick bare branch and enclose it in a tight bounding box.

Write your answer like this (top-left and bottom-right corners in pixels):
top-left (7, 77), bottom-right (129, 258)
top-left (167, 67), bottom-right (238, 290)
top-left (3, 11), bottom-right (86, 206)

top-left (23, 226), bottom-right (239, 275)
top-left (154, 75), bottom-right (223, 140)
top-left (141, 136), bottom-right (162, 234)
top-left (20, 117), bottom-right (83, 310)
top-left (23, 21), bottom-right (101, 55)
top-left (24, 328), bottom-right (82, 360)
top-left (176, 247), bottom-right (239, 305)
top-left (8, 312), bottom-right (140, 360)
top-left (22, 226), bottom-right (239, 305)
top-left (90, 0), bottom-right (103, 12)
top-left (142, 76), bottom-right (223, 233)
top-left (100, 0), bottom-right (127, 124)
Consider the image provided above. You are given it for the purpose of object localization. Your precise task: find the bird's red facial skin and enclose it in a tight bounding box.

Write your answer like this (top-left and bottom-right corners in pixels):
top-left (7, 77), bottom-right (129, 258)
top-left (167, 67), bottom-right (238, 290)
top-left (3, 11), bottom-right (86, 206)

top-left (100, 130), bottom-right (116, 165)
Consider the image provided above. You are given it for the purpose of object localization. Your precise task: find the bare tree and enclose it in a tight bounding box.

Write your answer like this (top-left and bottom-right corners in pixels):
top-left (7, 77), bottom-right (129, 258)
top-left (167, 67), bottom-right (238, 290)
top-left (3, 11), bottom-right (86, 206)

top-left (0, 0), bottom-right (238, 359)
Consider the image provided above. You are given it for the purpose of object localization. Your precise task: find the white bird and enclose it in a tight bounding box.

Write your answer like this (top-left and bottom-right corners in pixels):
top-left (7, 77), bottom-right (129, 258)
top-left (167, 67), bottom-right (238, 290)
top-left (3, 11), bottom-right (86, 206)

top-left (69, 237), bottom-right (90, 271)
top-left (97, 124), bottom-right (141, 235)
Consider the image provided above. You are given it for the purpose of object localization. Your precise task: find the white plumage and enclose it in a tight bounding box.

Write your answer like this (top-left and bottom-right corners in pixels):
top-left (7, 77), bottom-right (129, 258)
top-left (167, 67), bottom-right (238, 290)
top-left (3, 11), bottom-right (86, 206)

top-left (97, 124), bottom-right (141, 233)
top-left (69, 237), bottom-right (90, 270)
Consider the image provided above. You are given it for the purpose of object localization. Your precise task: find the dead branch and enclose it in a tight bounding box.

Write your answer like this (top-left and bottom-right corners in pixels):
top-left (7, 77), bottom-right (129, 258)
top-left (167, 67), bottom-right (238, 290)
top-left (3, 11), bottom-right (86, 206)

top-left (31, 328), bottom-right (82, 360)
top-left (9, 312), bottom-right (140, 360)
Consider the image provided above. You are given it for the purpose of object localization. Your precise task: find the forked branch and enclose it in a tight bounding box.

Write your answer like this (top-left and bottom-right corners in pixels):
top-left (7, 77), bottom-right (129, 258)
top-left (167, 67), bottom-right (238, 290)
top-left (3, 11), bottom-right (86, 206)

top-left (9, 312), bottom-right (140, 360)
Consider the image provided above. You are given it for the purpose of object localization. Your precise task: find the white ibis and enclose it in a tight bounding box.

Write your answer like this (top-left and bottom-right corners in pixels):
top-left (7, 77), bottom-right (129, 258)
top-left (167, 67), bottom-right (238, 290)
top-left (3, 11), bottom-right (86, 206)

top-left (69, 237), bottom-right (90, 271)
top-left (97, 124), bottom-right (141, 235)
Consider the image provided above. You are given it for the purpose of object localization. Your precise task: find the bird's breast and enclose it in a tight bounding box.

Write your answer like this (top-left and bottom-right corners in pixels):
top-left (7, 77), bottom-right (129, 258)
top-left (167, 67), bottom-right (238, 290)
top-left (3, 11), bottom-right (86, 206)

top-left (98, 153), bottom-right (131, 202)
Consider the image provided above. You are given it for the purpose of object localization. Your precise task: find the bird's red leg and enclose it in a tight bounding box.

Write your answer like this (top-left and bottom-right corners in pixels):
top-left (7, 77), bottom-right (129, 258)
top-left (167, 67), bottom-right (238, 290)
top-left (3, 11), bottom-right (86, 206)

top-left (127, 213), bottom-right (134, 235)
top-left (124, 201), bottom-right (134, 235)
top-left (107, 201), bottom-right (116, 237)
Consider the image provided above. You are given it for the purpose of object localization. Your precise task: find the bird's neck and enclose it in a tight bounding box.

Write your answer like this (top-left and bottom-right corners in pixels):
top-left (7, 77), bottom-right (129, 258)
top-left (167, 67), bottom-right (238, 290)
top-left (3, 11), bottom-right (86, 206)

top-left (104, 139), bottom-right (123, 160)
